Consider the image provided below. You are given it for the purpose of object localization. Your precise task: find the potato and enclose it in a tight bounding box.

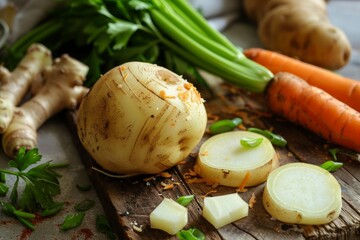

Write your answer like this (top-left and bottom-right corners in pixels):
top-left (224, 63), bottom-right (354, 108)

top-left (244, 0), bottom-right (351, 70)
top-left (77, 62), bottom-right (207, 175)
top-left (202, 193), bottom-right (248, 229)
top-left (263, 162), bottom-right (342, 225)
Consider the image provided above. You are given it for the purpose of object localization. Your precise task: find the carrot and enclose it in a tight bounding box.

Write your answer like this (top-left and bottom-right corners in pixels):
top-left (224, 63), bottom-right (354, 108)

top-left (267, 72), bottom-right (360, 153)
top-left (244, 48), bottom-right (360, 113)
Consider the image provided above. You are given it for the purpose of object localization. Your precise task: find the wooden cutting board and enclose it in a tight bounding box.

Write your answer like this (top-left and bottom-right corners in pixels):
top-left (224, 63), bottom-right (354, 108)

top-left (66, 81), bottom-right (360, 240)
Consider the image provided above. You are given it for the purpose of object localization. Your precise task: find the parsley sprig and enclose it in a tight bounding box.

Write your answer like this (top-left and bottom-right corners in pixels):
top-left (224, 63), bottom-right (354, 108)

top-left (0, 147), bottom-right (67, 216)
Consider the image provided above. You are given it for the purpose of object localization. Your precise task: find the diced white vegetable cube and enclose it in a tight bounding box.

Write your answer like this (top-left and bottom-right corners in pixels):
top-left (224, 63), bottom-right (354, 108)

top-left (150, 198), bottom-right (188, 235)
top-left (202, 193), bottom-right (248, 229)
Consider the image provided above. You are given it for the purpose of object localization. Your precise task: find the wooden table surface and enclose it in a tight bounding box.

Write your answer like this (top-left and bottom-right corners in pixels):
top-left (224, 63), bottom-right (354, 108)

top-left (67, 1), bottom-right (360, 239)
top-left (0, 1), bottom-right (359, 239)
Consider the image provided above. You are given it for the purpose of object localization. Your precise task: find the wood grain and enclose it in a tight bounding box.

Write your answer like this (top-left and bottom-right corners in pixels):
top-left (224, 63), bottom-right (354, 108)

top-left (67, 81), bottom-right (360, 240)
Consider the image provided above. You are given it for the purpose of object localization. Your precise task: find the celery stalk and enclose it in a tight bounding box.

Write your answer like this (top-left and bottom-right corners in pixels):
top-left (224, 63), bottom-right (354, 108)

top-left (150, 9), bottom-right (272, 92)
top-left (170, 0), bottom-right (238, 52)
top-left (2, 0), bottom-right (274, 93)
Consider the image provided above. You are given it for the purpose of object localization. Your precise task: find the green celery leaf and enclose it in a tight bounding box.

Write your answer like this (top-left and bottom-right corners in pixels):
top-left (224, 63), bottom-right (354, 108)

top-left (10, 148), bottom-right (42, 171)
top-left (8, 147), bottom-right (26, 169)
top-left (18, 183), bottom-right (36, 211)
top-left (128, 0), bottom-right (152, 11)
top-left (10, 177), bottom-right (19, 206)
top-left (25, 179), bottom-right (55, 209)
top-left (107, 21), bottom-right (139, 50)
top-left (0, 201), bottom-right (16, 217)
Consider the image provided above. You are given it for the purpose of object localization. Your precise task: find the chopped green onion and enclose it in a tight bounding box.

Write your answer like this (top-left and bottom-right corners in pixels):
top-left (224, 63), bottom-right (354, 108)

top-left (13, 210), bottom-right (35, 219)
top-left (0, 201), bottom-right (16, 216)
top-left (17, 216), bottom-right (35, 230)
top-left (177, 227), bottom-right (205, 240)
top-left (328, 148), bottom-right (339, 161)
top-left (96, 214), bottom-right (116, 239)
top-left (41, 202), bottom-right (64, 217)
top-left (209, 118), bottom-right (242, 135)
top-left (240, 137), bottom-right (263, 148)
top-left (247, 128), bottom-right (287, 147)
top-left (176, 195), bottom-right (194, 207)
top-left (74, 199), bottom-right (95, 212)
top-left (320, 161), bottom-right (343, 172)
top-left (0, 182), bottom-right (9, 196)
top-left (76, 183), bottom-right (92, 191)
top-left (328, 147), bottom-right (360, 162)
top-left (60, 212), bottom-right (85, 230)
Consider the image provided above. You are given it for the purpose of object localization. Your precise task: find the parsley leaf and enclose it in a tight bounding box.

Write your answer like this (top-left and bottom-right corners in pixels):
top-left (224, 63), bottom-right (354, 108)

top-left (0, 147), bottom-right (65, 211)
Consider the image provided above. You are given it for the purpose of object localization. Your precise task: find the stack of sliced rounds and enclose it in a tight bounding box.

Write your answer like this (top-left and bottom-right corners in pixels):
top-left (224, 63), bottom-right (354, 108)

top-left (263, 162), bottom-right (342, 225)
top-left (195, 131), bottom-right (278, 187)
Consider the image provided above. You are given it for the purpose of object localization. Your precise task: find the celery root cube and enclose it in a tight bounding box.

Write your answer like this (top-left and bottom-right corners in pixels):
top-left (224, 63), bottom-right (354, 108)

top-left (202, 193), bottom-right (248, 229)
top-left (150, 198), bottom-right (188, 235)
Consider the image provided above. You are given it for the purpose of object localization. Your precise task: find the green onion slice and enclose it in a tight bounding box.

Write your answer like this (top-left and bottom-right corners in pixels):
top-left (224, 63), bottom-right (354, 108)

top-left (209, 118), bottom-right (242, 135)
top-left (320, 161), bottom-right (343, 172)
top-left (240, 137), bottom-right (263, 148)
top-left (60, 212), bottom-right (85, 230)
top-left (177, 227), bottom-right (205, 240)
top-left (248, 128), bottom-right (287, 147)
top-left (17, 216), bottom-right (35, 230)
top-left (96, 214), bottom-right (116, 239)
top-left (41, 202), bottom-right (64, 217)
top-left (13, 210), bottom-right (35, 219)
top-left (74, 199), bottom-right (95, 212)
top-left (176, 195), bottom-right (194, 207)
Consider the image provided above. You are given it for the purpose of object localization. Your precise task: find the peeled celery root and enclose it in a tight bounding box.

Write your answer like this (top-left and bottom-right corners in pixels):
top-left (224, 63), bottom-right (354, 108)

top-left (150, 198), bottom-right (188, 235)
top-left (263, 162), bottom-right (342, 225)
top-left (195, 131), bottom-right (278, 187)
top-left (244, 0), bottom-right (351, 70)
top-left (203, 193), bottom-right (248, 229)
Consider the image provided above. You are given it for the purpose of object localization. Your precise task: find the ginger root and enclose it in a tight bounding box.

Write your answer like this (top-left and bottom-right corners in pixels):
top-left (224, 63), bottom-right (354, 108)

top-left (0, 43), bottom-right (52, 133)
top-left (2, 54), bottom-right (89, 157)
top-left (244, 0), bottom-right (351, 70)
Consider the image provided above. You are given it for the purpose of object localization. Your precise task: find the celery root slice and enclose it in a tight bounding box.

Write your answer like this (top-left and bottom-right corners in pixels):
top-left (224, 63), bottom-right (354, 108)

top-left (263, 162), bottom-right (342, 225)
top-left (195, 131), bottom-right (278, 187)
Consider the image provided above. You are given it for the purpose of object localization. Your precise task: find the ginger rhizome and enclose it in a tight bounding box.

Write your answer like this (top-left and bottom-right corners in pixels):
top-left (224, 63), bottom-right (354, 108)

top-left (0, 43), bottom-right (52, 133)
top-left (2, 54), bottom-right (89, 157)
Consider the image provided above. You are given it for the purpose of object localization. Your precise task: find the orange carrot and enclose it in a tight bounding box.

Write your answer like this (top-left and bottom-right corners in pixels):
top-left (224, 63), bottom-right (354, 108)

top-left (244, 48), bottom-right (360, 113)
top-left (267, 72), bottom-right (360, 153)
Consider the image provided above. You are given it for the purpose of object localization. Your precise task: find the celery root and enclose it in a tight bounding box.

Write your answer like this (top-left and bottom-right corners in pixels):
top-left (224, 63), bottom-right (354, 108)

top-left (195, 131), bottom-right (278, 188)
top-left (76, 62), bottom-right (207, 175)
top-left (263, 162), bottom-right (342, 225)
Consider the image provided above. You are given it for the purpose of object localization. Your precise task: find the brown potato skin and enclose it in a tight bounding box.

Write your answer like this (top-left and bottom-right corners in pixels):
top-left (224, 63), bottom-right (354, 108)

top-left (244, 0), bottom-right (351, 70)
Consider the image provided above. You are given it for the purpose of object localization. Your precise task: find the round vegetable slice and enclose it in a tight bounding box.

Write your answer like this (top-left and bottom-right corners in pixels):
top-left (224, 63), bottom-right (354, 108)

top-left (194, 131), bottom-right (278, 187)
top-left (263, 162), bottom-right (342, 225)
